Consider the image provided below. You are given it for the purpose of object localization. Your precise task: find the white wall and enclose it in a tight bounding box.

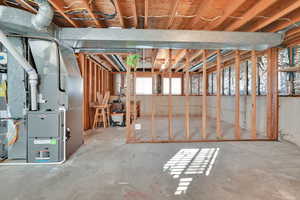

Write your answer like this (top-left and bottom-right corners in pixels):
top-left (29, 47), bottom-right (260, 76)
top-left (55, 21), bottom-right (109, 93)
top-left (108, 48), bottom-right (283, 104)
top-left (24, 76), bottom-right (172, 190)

top-left (279, 97), bottom-right (300, 146)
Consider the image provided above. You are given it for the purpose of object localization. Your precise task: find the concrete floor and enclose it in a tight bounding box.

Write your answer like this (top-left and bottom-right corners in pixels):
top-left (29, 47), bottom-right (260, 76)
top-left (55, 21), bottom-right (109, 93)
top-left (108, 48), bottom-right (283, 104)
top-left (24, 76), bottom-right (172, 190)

top-left (0, 128), bottom-right (300, 200)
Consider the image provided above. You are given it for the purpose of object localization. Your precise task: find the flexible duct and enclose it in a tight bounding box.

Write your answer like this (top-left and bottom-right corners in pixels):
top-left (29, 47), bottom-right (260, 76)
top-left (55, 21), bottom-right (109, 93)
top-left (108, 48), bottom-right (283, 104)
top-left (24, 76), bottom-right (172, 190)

top-left (31, 0), bottom-right (54, 31)
top-left (0, 30), bottom-right (38, 111)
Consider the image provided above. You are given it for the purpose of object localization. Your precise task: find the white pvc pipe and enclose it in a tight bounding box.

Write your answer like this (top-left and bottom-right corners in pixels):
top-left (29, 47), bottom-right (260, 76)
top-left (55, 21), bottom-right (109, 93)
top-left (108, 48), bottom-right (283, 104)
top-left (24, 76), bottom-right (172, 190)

top-left (0, 29), bottom-right (38, 111)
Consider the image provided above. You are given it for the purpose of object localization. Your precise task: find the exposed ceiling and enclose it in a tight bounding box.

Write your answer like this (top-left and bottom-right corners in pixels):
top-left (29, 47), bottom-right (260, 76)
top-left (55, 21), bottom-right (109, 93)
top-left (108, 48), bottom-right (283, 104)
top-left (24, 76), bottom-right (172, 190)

top-left (2, 0), bottom-right (300, 71)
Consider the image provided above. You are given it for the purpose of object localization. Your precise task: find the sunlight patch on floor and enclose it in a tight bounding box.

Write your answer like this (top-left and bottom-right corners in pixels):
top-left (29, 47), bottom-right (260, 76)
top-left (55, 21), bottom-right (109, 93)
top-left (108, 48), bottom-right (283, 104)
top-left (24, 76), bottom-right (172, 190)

top-left (163, 148), bottom-right (220, 196)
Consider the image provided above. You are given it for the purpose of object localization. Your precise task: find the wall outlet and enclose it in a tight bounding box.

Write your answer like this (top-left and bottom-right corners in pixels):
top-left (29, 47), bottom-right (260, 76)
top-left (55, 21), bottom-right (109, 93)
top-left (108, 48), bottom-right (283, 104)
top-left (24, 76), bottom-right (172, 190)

top-left (135, 124), bottom-right (141, 130)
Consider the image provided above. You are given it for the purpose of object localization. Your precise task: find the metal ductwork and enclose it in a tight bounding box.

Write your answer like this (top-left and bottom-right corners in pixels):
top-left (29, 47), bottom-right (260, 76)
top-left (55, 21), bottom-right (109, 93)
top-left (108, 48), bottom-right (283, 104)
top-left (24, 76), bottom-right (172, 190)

top-left (109, 55), bottom-right (126, 71)
top-left (0, 30), bottom-right (38, 110)
top-left (31, 0), bottom-right (54, 32)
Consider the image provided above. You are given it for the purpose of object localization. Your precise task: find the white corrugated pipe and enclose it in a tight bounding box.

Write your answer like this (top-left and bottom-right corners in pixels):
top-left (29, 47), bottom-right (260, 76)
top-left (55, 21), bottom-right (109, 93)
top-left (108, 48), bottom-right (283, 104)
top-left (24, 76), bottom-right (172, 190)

top-left (31, 0), bottom-right (54, 31)
top-left (0, 30), bottom-right (38, 111)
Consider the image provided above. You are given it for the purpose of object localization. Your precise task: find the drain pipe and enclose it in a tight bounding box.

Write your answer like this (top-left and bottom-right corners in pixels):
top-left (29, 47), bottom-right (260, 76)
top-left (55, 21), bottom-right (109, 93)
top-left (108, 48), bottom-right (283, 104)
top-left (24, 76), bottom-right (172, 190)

top-left (31, 0), bottom-right (54, 31)
top-left (0, 30), bottom-right (38, 111)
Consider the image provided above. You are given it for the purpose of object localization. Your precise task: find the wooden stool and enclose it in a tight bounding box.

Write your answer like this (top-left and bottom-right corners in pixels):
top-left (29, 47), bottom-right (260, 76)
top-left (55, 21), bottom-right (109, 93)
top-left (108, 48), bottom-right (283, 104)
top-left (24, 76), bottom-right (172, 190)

top-left (93, 106), bottom-right (108, 128)
top-left (92, 91), bottom-right (110, 129)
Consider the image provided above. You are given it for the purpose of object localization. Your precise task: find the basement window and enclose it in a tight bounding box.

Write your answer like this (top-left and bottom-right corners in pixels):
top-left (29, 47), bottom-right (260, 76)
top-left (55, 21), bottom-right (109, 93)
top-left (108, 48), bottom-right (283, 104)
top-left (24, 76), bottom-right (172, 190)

top-left (135, 77), bottom-right (152, 95)
top-left (163, 77), bottom-right (182, 95)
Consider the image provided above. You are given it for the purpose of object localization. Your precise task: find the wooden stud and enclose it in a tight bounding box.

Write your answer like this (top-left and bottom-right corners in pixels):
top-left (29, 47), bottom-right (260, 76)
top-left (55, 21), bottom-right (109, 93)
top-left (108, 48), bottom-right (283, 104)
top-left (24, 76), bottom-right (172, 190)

top-left (80, 54), bottom-right (87, 130)
top-left (101, 69), bottom-right (104, 94)
top-left (126, 63), bottom-right (132, 141)
top-left (267, 48), bottom-right (279, 140)
top-left (251, 50), bottom-right (257, 139)
top-left (98, 69), bottom-right (101, 95)
top-left (88, 60), bottom-right (93, 105)
top-left (168, 49), bottom-right (173, 139)
top-left (202, 50), bottom-right (208, 139)
top-left (88, 59), bottom-right (94, 128)
top-left (95, 67), bottom-right (98, 98)
top-left (103, 70), bottom-right (106, 93)
top-left (184, 50), bottom-right (190, 139)
top-left (234, 50), bottom-right (241, 139)
top-left (216, 50), bottom-right (222, 139)
top-left (151, 49), bottom-right (156, 140)
top-left (93, 63), bottom-right (97, 102)
top-left (86, 56), bottom-right (91, 129)
top-left (133, 64), bottom-right (137, 127)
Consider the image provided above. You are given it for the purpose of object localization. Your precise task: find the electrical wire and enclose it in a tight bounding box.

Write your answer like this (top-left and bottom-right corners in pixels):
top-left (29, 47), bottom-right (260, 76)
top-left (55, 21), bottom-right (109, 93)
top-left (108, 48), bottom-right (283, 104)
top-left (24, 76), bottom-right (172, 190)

top-left (63, 0), bottom-right (117, 20)
top-left (3, 0), bottom-right (300, 29)
top-left (55, 11), bottom-right (300, 29)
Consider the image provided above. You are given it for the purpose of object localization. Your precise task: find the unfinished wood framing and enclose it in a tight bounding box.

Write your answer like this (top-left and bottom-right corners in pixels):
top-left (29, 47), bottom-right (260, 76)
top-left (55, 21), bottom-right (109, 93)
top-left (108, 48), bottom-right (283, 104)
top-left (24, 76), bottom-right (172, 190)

top-left (234, 50), bottom-right (241, 139)
top-left (78, 46), bottom-right (280, 144)
top-left (202, 50), bottom-right (208, 139)
top-left (133, 65), bottom-right (137, 128)
top-left (216, 50), bottom-right (222, 139)
top-left (76, 53), bottom-right (113, 130)
top-left (184, 51), bottom-right (190, 139)
top-left (151, 50), bottom-right (156, 140)
top-left (168, 49), bottom-right (173, 140)
top-left (251, 50), bottom-right (257, 139)
top-left (266, 48), bottom-right (279, 140)
top-left (126, 63), bottom-right (132, 141)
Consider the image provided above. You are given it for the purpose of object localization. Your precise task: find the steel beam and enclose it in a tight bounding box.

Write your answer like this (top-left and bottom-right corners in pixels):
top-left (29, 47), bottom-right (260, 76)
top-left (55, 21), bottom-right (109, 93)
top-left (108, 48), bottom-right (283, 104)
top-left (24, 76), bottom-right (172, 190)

top-left (58, 28), bottom-right (283, 51)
